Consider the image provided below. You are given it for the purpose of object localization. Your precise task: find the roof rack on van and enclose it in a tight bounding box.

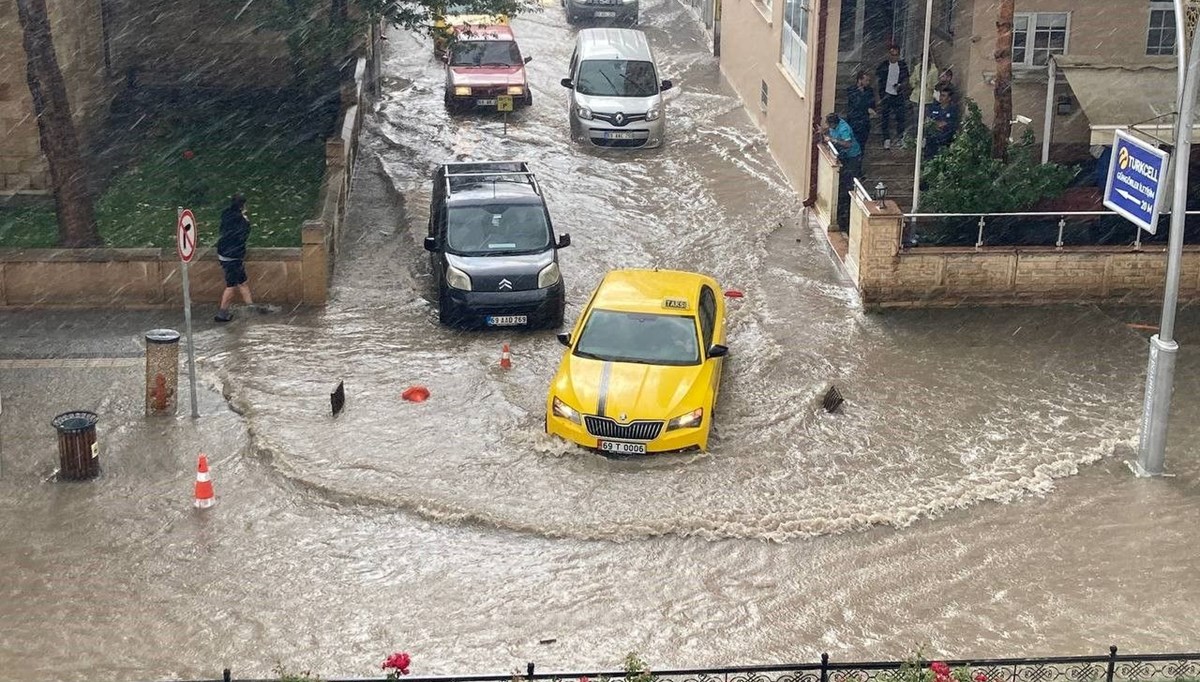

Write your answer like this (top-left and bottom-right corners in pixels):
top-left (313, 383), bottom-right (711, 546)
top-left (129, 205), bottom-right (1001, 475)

top-left (443, 161), bottom-right (541, 196)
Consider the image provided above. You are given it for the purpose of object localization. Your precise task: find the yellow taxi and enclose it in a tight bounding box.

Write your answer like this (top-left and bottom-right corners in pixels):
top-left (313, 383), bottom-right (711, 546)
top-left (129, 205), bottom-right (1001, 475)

top-left (432, 3), bottom-right (510, 58)
top-left (546, 269), bottom-right (729, 455)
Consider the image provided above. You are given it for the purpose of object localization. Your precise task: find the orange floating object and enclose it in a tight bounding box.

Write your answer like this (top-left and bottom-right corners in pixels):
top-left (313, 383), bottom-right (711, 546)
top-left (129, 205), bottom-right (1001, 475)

top-left (402, 385), bottom-right (430, 402)
top-left (724, 289), bottom-right (744, 298)
top-left (500, 342), bottom-right (512, 369)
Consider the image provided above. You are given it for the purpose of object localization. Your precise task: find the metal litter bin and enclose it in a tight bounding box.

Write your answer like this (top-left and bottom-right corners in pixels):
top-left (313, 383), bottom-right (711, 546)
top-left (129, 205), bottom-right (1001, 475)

top-left (144, 329), bottom-right (181, 416)
top-left (51, 411), bottom-right (100, 480)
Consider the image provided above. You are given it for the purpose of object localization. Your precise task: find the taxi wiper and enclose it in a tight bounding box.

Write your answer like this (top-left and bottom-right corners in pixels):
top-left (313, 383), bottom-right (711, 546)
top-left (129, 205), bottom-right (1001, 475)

top-left (572, 349), bottom-right (609, 361)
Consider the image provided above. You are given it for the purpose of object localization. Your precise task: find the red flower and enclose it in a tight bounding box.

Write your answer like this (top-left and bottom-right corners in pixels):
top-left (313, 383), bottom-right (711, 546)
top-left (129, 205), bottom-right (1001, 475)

top-left (579, 677), bottom-right (591, 682)
top-left (975, 674), bottom-right (988, 682)
top-left (930, 662), bottom-right (951, 677)
top-left (182, 149), bottom-right (195, 160)
top-left (383, 652), bottom-right (412, 675)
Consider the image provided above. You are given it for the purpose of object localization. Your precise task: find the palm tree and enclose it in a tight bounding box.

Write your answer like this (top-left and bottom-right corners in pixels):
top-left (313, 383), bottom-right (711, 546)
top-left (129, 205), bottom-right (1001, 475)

top-left (15, 0), bottom-right (102, 247)
top-left (992, 0), bottom-right (1014, 161)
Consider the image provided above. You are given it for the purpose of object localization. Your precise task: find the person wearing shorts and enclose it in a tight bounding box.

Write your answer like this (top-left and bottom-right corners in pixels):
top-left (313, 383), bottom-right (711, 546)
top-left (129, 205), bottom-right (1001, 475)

top-left (215, 193), bottom-right (255, 322)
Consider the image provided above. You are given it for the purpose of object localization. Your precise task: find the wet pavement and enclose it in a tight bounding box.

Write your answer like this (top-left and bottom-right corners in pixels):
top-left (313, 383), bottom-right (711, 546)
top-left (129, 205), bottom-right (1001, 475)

top-left (2, 4), bottom-right (1200, 681)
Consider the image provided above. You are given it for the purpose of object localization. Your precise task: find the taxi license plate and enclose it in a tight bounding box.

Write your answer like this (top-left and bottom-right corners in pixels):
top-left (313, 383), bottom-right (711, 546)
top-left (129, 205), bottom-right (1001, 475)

top-left (486, 315), bottom-right (527, 326)
top-left (599, 440), bottom-right (647, 455)
top-left (602, 131), bottom-right (638, 140)
top-left (476, 98), bottom-right (497, 106)
top-left (595, 10), bottom-right (616, 16)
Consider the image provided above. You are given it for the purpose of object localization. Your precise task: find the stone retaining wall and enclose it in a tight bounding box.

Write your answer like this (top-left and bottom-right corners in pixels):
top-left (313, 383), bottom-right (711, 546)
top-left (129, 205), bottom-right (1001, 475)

top-left (844, 195), bottom-right (1200, 308)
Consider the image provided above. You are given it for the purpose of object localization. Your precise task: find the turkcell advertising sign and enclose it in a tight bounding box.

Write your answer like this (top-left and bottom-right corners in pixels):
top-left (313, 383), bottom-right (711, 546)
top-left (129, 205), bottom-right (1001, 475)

top-left (1103, 129), bottom-right (1170, 234)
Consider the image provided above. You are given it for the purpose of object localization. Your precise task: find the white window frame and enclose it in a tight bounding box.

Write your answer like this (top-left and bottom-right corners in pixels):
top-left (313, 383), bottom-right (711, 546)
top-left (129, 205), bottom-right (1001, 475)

top-left (1012, 11), bottom-right (1069, 69)
top-left (1146, 1), bottom-right (1177, 56)
top-left (781, 0), bottom-right (810, 89)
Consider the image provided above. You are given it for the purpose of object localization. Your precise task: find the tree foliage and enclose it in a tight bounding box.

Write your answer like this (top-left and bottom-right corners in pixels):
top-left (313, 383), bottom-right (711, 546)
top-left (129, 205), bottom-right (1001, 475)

top-left (921, 98), bottom-right (1075, 214)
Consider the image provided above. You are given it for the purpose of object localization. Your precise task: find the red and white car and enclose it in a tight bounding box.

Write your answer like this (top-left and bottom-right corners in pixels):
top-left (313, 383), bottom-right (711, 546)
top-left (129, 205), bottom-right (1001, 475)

top-left (444, 24), bottom-right (534, 110)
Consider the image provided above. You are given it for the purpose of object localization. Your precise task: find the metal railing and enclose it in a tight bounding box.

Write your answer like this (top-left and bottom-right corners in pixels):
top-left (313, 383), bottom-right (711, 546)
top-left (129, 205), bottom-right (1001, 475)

top-left (178, 647), bottom-right (1200, 682)
top-left (902, 211), bottom-right (1200, 250)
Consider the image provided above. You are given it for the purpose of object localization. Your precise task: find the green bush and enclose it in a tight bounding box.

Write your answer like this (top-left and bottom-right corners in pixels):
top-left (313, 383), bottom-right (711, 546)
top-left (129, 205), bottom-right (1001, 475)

top-left (920, 98), bottom-right (1075, 214)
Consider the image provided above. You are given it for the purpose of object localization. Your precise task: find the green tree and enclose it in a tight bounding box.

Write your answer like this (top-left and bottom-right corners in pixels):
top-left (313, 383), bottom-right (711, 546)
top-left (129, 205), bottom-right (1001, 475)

top-left (921, 98), bottom-right (1074, 214)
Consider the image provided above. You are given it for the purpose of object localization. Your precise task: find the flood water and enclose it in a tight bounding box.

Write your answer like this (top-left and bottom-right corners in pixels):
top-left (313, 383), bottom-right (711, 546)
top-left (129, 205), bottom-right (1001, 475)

top-left (2, 3), bottom-right (1199, 681)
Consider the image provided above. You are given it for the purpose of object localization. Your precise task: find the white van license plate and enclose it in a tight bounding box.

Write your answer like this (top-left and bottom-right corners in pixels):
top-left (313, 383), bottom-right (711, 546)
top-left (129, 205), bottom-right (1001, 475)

top-left (487, 315), bottom-right (527, 326)
top-left (599, 440), bottom-right (647, 454)
top-left (603, 131), bottom-right (638, 140)
top-left (476, 98), bottom-right (497, 106)
top-left (595, 10), bottom-right (616, 16)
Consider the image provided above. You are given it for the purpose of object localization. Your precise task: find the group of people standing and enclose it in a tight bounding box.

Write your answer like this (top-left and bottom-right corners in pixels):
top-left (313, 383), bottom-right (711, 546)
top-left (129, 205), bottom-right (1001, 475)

top-left (821, 45), bottom-right (962, 229)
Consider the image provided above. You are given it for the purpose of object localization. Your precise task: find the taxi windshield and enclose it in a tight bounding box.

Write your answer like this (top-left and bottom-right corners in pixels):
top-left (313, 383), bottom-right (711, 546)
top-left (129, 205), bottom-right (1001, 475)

top-left (573, 309), bottom-right (700, 366)
top-left (450, 40), bottom-right (522, 67)
top-left (446, 204), bottom-right (550, 256)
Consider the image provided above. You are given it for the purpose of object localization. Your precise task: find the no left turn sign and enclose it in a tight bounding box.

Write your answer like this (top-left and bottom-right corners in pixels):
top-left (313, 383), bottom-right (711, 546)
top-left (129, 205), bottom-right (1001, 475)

top-left (177, 209), bottom-right (197, 263)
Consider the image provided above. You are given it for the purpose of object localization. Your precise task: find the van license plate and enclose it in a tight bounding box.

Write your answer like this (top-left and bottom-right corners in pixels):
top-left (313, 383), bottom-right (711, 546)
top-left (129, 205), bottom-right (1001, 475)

top-left (599, 440), bottom-right (647, 455)
top-left (595, 10), bottom-right (616, 16)
top-left (603, 131), bottom-right (638, 140)
top-left (487, 315), bottom-right (527, 326)
top-left (476, 98), bottom-right (497, 106)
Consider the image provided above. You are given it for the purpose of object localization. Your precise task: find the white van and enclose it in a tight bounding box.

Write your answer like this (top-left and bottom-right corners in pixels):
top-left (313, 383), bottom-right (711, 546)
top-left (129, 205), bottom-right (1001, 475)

top-left (560, 28), bottom-right (672, 149)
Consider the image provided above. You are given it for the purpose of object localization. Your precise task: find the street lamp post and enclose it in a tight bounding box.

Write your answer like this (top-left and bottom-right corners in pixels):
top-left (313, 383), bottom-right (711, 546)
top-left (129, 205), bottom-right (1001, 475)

top-left (1133, 15), bottom-right (1200, 476)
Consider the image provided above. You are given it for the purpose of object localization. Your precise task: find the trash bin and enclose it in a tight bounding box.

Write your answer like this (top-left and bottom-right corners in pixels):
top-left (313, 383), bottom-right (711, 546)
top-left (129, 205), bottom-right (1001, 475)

top-left (51, 411), bottom-right (100, 480)
top-left (144, 329), bottom-right (181, 416)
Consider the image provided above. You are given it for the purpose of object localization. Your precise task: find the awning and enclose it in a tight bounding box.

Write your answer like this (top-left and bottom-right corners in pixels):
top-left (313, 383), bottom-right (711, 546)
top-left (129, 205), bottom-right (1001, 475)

top-left (1054, 55), bottom-right (1198, 146)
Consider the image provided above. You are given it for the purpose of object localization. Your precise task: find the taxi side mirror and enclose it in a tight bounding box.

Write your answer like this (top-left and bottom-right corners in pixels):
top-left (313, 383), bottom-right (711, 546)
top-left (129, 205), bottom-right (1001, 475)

top-left (557, 333), bottom-right (571, 347)
top-left (707, 344), bottom-right (728, 358)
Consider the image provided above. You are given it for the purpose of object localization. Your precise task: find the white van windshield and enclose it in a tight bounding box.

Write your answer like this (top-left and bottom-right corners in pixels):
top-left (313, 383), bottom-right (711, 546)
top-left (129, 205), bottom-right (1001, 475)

top-left (576, 59), bottom-right (658, 97)
top-left (447, 204), bottom-right (550, 256)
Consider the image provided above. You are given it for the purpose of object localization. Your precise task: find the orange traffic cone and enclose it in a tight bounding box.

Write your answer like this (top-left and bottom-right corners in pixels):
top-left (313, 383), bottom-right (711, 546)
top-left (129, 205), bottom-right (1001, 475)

top-left (500, 343), bottom-right (512, 370)
top-left (194, 453), bottom-right (215, 509)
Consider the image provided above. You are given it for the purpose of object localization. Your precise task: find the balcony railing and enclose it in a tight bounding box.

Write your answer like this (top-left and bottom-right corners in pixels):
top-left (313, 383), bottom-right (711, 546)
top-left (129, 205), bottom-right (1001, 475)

top-left (177, 647), bottom-right (1200, 682)
top-left (902, 211), bottom-right (1200, 250)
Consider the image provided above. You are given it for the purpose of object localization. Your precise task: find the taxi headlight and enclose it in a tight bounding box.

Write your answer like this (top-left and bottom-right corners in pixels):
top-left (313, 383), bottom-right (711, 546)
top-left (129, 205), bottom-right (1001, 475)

top-left (646, 106), bottom-right (661, 121)
top-left (666, 407), bottom-right (703, 431)
top-left (454, 86), bottom-right (472, 96)
top-left (507, 86), bottom-right (525, 95)
top-left (445, 265), bottom-right (472, 291)
top-left (552, 397), bottom-right (582, 424)
top-left (576, 105), bottom-right (593, 120)
top-left (538, 262), bottom-right (561, 288)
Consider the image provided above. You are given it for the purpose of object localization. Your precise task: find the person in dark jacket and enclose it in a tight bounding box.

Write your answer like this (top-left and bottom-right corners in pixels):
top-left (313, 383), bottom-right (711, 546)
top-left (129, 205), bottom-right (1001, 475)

top-left (875, 45), bottom-right (911, 149)
top-left (215, 193), bottom-right (256, 322)
top-left (846, 69), bottom-right (877, 155)
top-left (923, 86), bottom-right (960, 160)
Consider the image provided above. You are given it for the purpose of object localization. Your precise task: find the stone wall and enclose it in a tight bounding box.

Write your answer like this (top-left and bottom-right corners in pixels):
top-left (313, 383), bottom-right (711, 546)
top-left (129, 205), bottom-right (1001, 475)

top-left (844, 196), bottom-right (1200, 308)
top-left (0, 0), bottom-right (115, 195)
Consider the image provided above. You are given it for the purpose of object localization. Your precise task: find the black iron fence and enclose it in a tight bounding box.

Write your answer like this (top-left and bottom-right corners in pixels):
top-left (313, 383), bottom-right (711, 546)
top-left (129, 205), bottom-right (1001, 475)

top-left (176, 647), bottom-right (1200, 682)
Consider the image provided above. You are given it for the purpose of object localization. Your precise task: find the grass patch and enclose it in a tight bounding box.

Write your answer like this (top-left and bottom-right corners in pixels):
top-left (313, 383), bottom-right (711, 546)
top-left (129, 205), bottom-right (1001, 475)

top-left (0, 91), bottom-right (330, 249)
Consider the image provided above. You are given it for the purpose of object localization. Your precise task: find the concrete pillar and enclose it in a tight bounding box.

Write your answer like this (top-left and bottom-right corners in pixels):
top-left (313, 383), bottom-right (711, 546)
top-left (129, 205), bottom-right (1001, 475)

top-left (846, 195), bottom-right (904, 303)
top-left (302, 221), bottom-right (329, 305)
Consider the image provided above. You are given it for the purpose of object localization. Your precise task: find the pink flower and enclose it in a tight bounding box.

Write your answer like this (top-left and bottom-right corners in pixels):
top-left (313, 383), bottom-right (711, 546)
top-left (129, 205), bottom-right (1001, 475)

top-left (975, 674), bottom-right (988, 682)
top-left (383, 652), bottom-right (412, 675)
top-left (930, 662), bottom-right (951, 678)
top-left (182, 149), bottom-right (195, 160)
top-left (579, 677), bottom-right (591, 682)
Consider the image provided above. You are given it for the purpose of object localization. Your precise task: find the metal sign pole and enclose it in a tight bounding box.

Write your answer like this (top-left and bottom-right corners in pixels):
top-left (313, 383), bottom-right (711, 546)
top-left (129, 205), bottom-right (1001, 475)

top-left (1134, 19), bottom-right (1200, 476)
top-left (178, 207), bottom-right (200, 419)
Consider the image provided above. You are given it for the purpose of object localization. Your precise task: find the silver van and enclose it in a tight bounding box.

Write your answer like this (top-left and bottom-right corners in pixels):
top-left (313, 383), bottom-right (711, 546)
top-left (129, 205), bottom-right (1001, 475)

top-left (560, 28), bottom-right (673, 149)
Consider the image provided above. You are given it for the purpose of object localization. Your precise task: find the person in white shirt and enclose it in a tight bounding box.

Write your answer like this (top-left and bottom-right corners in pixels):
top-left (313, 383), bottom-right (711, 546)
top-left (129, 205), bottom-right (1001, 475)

top-left (874, 46), bottom-right (911, 149)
